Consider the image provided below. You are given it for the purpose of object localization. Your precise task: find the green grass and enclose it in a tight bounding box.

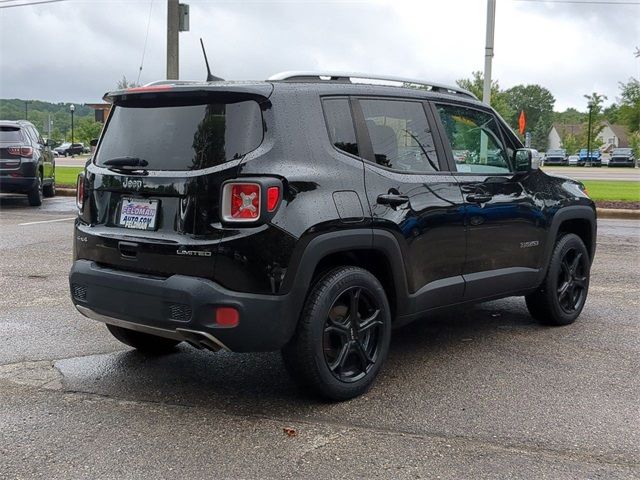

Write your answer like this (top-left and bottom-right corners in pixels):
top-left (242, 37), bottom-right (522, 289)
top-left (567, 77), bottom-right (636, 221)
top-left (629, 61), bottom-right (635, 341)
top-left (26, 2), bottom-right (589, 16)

top-left (582, 180), bottom-right (640, 202)
top-left (55, 166), bottom-right (83, 187)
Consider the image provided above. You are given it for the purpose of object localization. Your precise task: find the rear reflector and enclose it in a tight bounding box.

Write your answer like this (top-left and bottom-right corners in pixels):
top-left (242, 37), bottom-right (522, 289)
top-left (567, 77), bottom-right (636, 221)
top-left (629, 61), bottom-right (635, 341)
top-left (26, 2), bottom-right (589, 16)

top-left (76, 173), bottom-right (85, 211)
top-left (215, 307), bottom-right (239, 327)
top-left (267, 186), bottom-right (280, 212)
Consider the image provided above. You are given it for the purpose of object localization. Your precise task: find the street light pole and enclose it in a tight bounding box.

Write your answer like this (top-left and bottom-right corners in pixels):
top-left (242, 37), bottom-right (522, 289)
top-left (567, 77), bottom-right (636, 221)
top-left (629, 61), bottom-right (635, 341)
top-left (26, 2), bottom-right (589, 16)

top-left (70, 104), bottom-right (75, 144)
top-left (586, 101), bottom-right (593, 166)
top-left (167, 0), bottom-right (180, 79)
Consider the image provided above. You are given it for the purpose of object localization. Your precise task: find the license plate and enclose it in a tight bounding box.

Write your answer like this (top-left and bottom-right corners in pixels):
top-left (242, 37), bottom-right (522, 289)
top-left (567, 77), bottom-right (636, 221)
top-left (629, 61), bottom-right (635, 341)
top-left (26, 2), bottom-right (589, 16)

top-left (118, 198), bottom-right (159, 230)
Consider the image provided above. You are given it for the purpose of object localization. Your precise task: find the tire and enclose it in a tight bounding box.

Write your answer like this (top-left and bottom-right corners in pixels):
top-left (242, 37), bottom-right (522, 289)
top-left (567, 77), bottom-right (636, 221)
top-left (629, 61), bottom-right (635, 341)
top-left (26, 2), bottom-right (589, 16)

top-left (282, 266), bottom-right (392, 401)
top-left (43, 179), bottom-right (56, 198)
top-left (525, 233), bottom-right (590, 326)
top-left (27, 175), bottom-right (43, 206)
top-left (106, 324), bottom-right (181, 354)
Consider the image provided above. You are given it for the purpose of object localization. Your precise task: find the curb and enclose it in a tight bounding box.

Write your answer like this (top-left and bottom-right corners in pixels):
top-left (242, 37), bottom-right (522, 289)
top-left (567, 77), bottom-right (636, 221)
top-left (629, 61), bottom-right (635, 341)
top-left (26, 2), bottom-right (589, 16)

top-left (52, 187), bottom-right (640, 220)
top-left (596, 208), bottom-right (640, 220)
top-left (56, 187), bottom-right (76, 197)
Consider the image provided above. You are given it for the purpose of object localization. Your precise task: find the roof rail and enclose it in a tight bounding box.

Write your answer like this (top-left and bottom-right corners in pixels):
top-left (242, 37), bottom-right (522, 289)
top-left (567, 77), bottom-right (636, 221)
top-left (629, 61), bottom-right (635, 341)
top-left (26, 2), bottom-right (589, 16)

top-left (268, 71), bottom-right (477, 99)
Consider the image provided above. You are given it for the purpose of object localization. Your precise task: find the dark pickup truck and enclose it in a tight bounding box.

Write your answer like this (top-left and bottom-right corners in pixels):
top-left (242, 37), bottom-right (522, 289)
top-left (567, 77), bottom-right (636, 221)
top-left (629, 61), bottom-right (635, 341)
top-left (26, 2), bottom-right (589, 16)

top-left (609, 148), bottom-right (636, 168)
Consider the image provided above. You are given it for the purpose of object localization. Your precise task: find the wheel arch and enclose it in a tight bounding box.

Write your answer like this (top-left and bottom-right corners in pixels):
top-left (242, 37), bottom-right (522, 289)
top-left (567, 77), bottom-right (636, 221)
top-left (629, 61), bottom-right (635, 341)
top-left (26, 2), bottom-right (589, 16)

top-left (544, 206), bottom-right (596, 271)
top-left (283, 229), bottom-right (410, 321)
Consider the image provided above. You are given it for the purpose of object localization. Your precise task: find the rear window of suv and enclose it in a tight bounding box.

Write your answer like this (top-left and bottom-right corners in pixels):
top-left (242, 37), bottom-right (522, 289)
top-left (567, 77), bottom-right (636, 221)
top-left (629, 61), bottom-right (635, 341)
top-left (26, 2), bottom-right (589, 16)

top-left (0, 126), bottom-right (25, 142)
top-left (95, 99), bottom-right (263, 171)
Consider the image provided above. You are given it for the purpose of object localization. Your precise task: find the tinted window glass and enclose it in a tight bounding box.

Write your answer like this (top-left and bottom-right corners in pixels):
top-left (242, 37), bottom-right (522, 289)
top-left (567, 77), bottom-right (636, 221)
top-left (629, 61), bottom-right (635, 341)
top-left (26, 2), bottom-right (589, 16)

top-left (323, 98), bottom-right (358, 156)
top-left (0, 127), bottom-right (25, 142)
top-left (437, 104), bottom-right (511, 173)
top-left (96, 100), bottom-right (263, 171)
top-left (361, 99), bottom-right (439, 172)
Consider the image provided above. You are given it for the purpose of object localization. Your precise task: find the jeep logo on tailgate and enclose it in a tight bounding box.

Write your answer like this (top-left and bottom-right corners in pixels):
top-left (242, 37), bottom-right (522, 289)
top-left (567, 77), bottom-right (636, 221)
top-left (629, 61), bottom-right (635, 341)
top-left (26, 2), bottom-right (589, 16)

top-left (123, 178), bottom-right (143, 190)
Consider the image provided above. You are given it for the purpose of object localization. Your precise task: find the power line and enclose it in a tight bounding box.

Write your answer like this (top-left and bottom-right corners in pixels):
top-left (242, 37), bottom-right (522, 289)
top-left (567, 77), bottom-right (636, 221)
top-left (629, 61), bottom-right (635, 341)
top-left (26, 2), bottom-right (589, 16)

top-left (514, 0), bottom-right (640, 5)
top-left (0, 0), bottom-right (67, 9)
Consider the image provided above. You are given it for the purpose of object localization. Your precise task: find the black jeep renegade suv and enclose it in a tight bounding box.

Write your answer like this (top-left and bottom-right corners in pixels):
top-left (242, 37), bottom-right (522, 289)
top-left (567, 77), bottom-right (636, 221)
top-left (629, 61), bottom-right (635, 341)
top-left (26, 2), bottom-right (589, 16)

top-left (69, 73), bottom-right (596, 400)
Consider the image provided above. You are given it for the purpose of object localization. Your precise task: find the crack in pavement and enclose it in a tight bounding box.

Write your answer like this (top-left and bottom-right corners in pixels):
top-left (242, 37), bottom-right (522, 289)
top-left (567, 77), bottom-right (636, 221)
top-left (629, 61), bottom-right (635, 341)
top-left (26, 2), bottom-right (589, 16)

top-left (0, 358), bottom-right (637, 470)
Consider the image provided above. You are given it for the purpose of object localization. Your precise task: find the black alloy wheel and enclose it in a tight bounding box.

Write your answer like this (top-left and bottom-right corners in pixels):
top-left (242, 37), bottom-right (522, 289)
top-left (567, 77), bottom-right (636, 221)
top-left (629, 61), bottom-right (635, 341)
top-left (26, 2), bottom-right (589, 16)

top-left (323, 286), bottom-right (384, 383)
top-left (526, 233), bottom-right (591, 326)
top-left (556, 247), bottom-right (588, 314)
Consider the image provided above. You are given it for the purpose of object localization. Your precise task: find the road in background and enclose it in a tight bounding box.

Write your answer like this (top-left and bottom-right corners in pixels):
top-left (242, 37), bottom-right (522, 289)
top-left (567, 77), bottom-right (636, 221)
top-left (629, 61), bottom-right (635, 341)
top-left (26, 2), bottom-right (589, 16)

top-left (1, 195), bottom-right (639, 479)
top-left (542, 166), bottom-right (640, 181)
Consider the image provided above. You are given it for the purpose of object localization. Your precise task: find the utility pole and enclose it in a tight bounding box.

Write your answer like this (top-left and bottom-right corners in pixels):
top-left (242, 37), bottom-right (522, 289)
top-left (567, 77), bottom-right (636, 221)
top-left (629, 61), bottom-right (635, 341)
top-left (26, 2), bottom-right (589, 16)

top-left (167, 0), bottom-right (180, 79)
top-left (482, 0), bottom-right (496, 105)
top-left (25, 100), bottom-right (28, 120)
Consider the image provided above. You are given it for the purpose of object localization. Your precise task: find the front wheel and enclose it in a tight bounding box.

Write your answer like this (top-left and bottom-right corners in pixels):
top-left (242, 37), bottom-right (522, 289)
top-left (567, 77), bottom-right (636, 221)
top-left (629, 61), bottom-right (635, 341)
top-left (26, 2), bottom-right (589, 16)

top-left (282, 266), bottom-right (392, 401)
top-left (526, 233), bottom-right (591, 326)
top-left (106, 324), bottom-right (181, 354)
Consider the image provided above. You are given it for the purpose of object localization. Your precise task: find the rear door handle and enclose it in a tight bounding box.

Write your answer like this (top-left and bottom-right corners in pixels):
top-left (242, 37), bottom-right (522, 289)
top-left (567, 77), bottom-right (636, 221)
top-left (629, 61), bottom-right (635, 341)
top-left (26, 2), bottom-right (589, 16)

top-left (466, 194), bottom-right (493, 203)
top-left (377, 194), bottom-right (409, 207)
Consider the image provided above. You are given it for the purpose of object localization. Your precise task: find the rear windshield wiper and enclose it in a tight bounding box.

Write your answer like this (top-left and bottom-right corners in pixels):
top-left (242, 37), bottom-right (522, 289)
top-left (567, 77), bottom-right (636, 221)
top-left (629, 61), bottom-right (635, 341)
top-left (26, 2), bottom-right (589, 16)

top-left (102, 157), bottom-right (149, 169)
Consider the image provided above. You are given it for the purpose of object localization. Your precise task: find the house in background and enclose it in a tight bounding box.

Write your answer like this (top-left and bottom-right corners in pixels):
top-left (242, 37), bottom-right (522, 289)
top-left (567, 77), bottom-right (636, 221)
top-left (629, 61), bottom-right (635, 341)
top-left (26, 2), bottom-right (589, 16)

top-left (548, 121), bottom-right (629, 152)
top-left (86, 103), bottom-right (111, 123)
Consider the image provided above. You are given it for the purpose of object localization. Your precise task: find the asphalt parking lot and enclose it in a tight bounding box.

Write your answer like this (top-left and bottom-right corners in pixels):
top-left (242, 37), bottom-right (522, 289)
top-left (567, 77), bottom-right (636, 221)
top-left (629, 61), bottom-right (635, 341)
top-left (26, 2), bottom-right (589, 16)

top-left (1, 195), bottom-right (639, 480)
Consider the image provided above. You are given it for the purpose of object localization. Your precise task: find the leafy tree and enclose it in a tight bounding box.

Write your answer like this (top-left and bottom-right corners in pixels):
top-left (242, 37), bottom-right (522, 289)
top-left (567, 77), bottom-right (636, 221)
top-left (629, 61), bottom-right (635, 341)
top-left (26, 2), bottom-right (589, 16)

top-left (503, 85), bottom-right (555, 130)
top-left (561, 133), bottom-right (581, 155)
top-left (583, 92), bottom-right (607, 150)
top-left (553, 108), bottom-right (586, 125)
top-left (456, 71), bottom-right (514, 124)
top-left (116, 75), bottom-right (140, 90)
top-left (70, 117), bottom-right (103, 144)
top-left (616, 77), bottom-right (640, 135)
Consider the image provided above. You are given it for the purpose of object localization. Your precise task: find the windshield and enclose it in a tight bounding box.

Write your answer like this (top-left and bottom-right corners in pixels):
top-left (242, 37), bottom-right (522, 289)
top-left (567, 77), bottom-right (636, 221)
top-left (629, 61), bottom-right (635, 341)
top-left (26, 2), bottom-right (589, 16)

top-left (0, 126), bottom-right (24, 142)
top-left (95, 99), bottom-right (264, 171)
top-left (547, 150), bottom-right (564, 155)
top-left (613, 148), bottom-right (632, 155)
top-left (59, 143), bottom-right (71, 148)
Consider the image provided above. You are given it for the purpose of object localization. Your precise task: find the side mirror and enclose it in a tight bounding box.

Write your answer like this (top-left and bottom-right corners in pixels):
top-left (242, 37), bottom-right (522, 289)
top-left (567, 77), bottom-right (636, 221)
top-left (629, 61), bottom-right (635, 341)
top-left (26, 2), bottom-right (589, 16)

top-left (514, 148), bottom-right (539, 172)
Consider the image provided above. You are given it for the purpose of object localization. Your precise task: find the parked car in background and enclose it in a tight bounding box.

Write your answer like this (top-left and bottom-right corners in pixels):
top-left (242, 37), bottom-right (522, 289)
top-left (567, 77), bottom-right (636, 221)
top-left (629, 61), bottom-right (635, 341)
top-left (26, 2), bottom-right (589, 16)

top-left (543, 149), bottom-right (567, 166)
top-left (578, 149), bottom-right (601, 167)
top-left (54, 142), bottom-right (85, 157)
top-left (0, 120), bottom-right (56, 206)
top-left (609, 148), bottom-right (636, 167)
top-left (568, 155), bottom-right (580, 166)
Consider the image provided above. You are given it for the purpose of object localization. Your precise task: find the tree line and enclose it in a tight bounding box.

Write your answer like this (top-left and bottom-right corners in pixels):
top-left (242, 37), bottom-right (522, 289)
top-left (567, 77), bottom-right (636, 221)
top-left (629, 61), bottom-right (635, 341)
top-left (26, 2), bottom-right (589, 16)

top-left (456, 73), bottom-right (640, 155)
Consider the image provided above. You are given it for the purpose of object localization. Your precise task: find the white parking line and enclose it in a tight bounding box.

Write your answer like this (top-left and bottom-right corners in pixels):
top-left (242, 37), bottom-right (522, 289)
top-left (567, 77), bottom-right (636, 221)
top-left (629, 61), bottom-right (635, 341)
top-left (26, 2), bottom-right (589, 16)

top-left (19, 217), bottom-right (76, 226)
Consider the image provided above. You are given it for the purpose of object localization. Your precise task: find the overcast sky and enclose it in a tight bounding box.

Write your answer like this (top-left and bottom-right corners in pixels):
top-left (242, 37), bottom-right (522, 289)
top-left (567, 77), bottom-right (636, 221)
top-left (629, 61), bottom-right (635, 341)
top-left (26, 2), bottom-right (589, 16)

top-left (1, 0), bottom-right (639, 111)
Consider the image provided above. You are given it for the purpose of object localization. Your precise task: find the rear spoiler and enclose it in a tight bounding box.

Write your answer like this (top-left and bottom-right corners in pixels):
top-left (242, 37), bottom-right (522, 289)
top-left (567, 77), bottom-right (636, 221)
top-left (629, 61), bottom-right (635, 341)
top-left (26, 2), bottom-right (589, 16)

top-left (103, 81), bottom-right (274, 104)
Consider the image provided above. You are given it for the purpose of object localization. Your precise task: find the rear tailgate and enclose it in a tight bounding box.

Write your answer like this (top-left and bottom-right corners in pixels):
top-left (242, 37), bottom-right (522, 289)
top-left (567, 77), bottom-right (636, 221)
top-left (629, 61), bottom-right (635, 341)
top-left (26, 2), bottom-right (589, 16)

top-left (76, 85), bottom-right (273, 280)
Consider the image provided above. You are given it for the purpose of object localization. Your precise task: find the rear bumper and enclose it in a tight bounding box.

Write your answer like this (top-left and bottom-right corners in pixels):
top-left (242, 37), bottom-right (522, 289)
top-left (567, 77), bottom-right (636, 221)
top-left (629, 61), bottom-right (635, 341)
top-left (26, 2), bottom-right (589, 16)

top-left (69, 260), bottom-right (300, 352)
top-left (0, 175), bottom-right (37, 193)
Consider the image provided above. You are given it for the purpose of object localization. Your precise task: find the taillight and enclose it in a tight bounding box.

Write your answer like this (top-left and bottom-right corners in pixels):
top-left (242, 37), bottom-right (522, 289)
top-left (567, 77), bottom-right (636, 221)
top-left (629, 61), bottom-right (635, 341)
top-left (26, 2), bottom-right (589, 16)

top-left (221, 182), bottom-right (261, 222)
top-left (76, 173), bottom-right (85, 211)
top-left (267, 186), bottom-right (280, 212)
top-left (7, 146), bottom-right (32, 158)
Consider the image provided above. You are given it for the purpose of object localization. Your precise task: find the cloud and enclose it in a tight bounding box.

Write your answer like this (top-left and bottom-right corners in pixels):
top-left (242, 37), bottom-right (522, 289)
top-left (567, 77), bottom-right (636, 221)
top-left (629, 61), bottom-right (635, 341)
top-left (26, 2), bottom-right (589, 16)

top-left (0, 0), bottom-right (638, 111)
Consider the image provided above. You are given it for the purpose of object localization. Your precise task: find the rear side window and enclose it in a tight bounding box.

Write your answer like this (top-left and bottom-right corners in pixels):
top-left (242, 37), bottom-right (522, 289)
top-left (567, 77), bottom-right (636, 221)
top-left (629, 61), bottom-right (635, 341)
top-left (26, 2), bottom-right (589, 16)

top-left (322, 98), bottom-right (359, 157)
top-left (360, 99), bottom-right (440, 173)
top-left (96, 100), bottom-right (263, 171)
top-left (0, 127), bottom-right (24, 142)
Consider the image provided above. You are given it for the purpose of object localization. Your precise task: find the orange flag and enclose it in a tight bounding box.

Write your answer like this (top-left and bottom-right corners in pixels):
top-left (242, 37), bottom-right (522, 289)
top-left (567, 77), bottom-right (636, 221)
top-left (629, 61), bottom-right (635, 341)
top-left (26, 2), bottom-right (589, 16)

top-left (518, 110), bottom-right (526, 135)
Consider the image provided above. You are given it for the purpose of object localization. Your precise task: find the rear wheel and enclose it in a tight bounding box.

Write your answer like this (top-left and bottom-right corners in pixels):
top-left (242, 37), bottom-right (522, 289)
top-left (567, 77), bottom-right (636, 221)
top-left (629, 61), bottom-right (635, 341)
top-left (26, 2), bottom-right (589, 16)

top-left (43, 179), bottom-right (56, 198)
top-left (282, 266), bottom-right (391, 401)
top-left (106, 324), bottom-right (181, 354)
top-left (526, 233), bottom-right (590, 326)
top-left (27, 175), bottom-right (43, 206)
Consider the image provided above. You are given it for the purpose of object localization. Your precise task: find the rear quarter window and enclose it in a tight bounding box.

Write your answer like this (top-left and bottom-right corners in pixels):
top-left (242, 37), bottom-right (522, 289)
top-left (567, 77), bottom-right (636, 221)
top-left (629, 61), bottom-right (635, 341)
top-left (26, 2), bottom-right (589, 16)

top-left (95, 99), bottom-right (264, 171)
